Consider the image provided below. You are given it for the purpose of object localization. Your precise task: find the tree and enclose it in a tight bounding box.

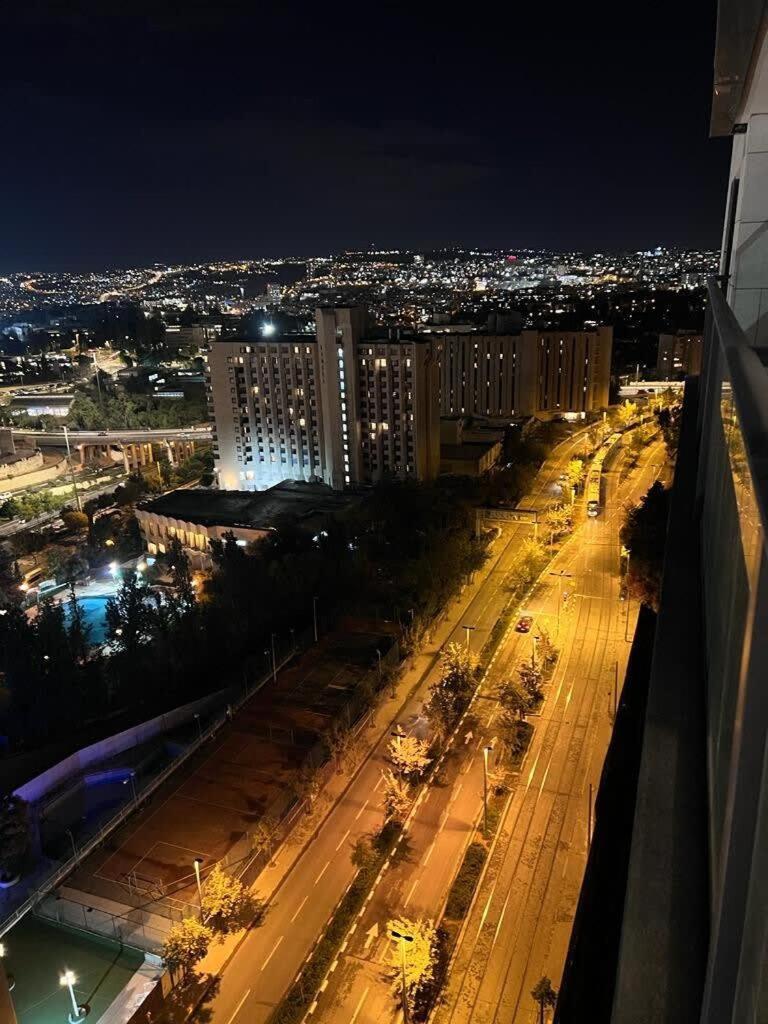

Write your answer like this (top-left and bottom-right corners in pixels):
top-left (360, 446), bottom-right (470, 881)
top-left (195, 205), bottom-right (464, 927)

top-left (536, 626), bottom-right (558, 670)
top-left (620, 481), bottom-right (671, 611)
top-left (498, 679), bottom-right (530, 721)
top-left (105, 570), bottom-right (154, 654)
top-left (61, 510), bottom-right (89, 533)
top-left (66, 581), bottom-right (90, 663)
top-left (566, 458), bottom-right (585, 498)
top-left (325, 721), bottom-right (353, 773)
top-left (200, 864), bottom-right (247, 931)
top-left (250, 815), bottom-right (279, 862)
top-left (381, 769), bottom-right (412, 823)
top-left (542, 503), bottom-right (572, 545)
top-left (167, 537), bottom-right (196, 607)
top-left (289, 763), bottom-right (321, 814)
top-left (0, 795), bottom-right (29, 880)
top-left (387, 735), bottom-right (431, 780)
top-left (617, 399), bottom-right (639, 429)
top-left (425, 642), bottom-right (475, 738)
top-left (531, 976), bottom-right (558, 1023)
top-left (519, 656), bottom-right (543, 702)
top-left (161, 917), bottom-right (212, 979)
top-left (387, 916), bottom-right (439, 1016)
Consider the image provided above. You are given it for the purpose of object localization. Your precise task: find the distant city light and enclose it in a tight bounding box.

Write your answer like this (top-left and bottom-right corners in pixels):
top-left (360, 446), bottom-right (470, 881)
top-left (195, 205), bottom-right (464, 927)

top-left (262, 322), bottom-right (276, 337)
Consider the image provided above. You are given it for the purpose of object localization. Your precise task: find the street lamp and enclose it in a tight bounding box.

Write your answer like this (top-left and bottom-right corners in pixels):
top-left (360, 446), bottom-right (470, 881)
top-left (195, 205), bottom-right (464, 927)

top-left (122, 770), bottom-right (137, 802)
top-left (193, 858), bottom-right (204, 919)
top-left (193, 713), bottom-right (202, 741)
top-left (390, 929), bottom-right (414, 1024)
top-left (313, 595), bottom-right (319, 643)
top-left (548, 570), bottom-right (573, 636)
top-left (482, 744), bottom-right (494, 834)
top-left (60, 970), bottom-right (86, 1022)
top-left (271, 633), bottom-right (277, 684)
top-left (462, 624), bottom-right (476, 652)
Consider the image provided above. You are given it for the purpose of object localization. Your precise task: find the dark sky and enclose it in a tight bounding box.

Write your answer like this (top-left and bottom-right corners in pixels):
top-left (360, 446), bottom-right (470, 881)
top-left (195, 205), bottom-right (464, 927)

top-left (0, 0), bottom-right (731, 270)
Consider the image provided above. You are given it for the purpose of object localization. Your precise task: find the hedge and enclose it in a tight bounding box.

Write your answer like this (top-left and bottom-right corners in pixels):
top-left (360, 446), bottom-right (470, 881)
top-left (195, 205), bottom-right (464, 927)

top-left (444, 842), bottom-right (488, 921)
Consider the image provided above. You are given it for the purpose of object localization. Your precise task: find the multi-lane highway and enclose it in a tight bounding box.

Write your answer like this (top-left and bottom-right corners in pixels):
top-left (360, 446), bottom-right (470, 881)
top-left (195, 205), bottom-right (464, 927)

top-left (197, 427), bottom-right (611, 1024)
top-left (432, 438), bottom-right (667, 1024)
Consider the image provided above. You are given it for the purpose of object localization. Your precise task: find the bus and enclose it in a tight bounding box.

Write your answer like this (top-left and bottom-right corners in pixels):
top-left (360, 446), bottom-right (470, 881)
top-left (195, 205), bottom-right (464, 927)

top-left (585, 432), bottom-right (622, 517)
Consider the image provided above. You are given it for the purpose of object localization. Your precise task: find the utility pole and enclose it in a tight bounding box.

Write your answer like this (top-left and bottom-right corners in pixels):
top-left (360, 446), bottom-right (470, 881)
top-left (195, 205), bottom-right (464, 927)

top-left (62, 425), bottom-right (82, 512)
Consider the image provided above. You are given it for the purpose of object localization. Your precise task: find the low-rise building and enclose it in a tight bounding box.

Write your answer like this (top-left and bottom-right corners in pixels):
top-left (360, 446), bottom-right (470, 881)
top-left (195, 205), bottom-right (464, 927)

top-left (136, 480), bottom-right (359, 567)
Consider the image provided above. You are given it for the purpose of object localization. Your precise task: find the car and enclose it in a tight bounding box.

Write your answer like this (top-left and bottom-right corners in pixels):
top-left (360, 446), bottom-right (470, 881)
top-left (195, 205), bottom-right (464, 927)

top-left (515, 615), bottom-right (533, 633)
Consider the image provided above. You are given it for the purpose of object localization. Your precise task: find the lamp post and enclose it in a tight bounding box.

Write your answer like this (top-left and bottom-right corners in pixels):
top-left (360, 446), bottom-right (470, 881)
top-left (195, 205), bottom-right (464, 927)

top-left (462, 624), bottom-right (476, 652)
top-left (482, 744), bottom-right (494, 834)
top-left (60, 970), bottom-right (85, 1021)
top-left (193, 713), bottom-right (202, 742)
top-left (390, 929), bottom-right (414, 1024)
top-left (62, 425), bottom-right (82, 512)
top-left (193, 858), bottom-right (204, 919)
top-left (548, 570), bottom-right (573, 636)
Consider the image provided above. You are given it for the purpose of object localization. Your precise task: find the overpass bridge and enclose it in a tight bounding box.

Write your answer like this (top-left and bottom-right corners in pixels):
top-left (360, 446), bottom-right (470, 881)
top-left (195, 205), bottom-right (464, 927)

top-left (11, 426), bottom-right (211, 474)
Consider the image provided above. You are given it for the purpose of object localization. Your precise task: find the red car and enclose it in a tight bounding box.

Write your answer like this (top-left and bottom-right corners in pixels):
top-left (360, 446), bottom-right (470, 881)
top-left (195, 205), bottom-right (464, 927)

top-left (515, 615), bottom-right (533, 633)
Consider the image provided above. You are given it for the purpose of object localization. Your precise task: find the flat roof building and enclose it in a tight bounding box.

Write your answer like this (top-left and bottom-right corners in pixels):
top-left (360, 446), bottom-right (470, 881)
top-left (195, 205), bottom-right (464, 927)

top-left (206, 306), bottom-right (440, 493)
top-left (136, 480), bottom-right (360, 566)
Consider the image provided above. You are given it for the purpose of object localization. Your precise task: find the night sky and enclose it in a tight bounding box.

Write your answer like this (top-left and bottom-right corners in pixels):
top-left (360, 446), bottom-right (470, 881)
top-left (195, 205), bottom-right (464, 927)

top-left (0, 0), bottom-right (730, 270)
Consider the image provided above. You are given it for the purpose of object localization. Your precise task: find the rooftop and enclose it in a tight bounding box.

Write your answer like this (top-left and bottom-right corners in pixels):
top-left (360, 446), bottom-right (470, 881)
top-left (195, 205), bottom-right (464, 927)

top-left (138, 479), bottom-right (360, 530)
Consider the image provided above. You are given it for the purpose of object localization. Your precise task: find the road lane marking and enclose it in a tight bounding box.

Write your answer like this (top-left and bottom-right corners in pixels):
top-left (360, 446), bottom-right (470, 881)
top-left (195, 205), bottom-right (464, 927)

top-left (335, 828), bottom-right (351, 852)
top-left (350, 987), bottom-right (371, 1024)
top-left (479, 887), bottom-right (494, 930)
top-left (315, 860), bottom-right (330, 884)
top-left (422, 840), bottom-right (435, 866)
top-left (492, 890), bottom-right (511, 949)
top-left (261, 935), bottom-right (283, 971)
top-left (526, 748), bottom-right (542, 789)
top-left (373, 775), bottom-right (384, 792)
top-left (355, 799), bottom-right (370, 820)
top-left (404, 879), bottom-right (419, 906)
top-left (225, 989), bottom-right (251, 1024)
top-left (290, 895), bottom-right (309, 923)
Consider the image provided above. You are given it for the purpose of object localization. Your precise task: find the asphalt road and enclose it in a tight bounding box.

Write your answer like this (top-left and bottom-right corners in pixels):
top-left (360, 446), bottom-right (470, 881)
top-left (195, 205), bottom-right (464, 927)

top-left (199, 427), bottom-right (597, 1024)
top-left (434, 438), bottom-right (667, 1024)
top-left (306, 435), bottom-right (667, 1024)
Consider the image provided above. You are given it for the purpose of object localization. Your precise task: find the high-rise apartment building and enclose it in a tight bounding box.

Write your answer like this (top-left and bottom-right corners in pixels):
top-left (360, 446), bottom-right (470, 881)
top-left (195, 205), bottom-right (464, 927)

top-left (206, 306), bottom-right (440, 492)
top-left (439, 327), bottom-right (612, 420)
top-left (656, 331), bottom-right (703, 379)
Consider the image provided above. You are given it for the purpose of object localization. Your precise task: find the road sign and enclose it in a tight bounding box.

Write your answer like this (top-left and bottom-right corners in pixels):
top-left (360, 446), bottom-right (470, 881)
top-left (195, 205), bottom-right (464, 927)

top-left (476, 507), bottom-right (538, 527)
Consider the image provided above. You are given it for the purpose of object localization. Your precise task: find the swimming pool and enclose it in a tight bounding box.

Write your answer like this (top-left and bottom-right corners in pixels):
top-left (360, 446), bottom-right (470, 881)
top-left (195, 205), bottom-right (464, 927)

top-left (63, 596), bottom-right (110, 645)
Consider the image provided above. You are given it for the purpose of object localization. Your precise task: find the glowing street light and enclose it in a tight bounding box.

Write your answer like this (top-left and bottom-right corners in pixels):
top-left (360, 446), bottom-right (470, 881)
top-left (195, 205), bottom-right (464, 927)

top-left (390, 929), bottom-right (414, 1024)
top-left (60, 970), bottom-right (86, 1021)
top-left (261, 323), bottom-right (276, 337)
top-left (193, 858), bottom-right (204, 919)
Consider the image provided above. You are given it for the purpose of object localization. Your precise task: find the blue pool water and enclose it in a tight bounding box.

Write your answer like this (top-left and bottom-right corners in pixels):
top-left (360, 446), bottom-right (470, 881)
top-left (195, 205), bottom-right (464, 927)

top-left (64, 595), bottom-right (110, 644)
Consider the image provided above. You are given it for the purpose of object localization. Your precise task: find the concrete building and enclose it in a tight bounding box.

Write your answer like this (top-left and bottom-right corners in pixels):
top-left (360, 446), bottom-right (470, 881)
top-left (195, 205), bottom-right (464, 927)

top-left (439, 327), bottom-right (612, 420)
top-left (207, 306), bottom-right (440, 492)
top-left (558, 8), bottom-right (768, 1024)
top-left (656, 331), bottom-right (704, 379)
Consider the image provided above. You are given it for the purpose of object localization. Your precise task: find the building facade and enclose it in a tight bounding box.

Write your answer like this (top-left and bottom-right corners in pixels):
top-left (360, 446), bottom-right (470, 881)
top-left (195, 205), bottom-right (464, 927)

top-left (439, 327), bottom-right (612, 420)
top-left (656, 332), bottom-right (704, 379)
top-left (602, 8), bottom-right (768, 1024)
top-left (207, 306), bottom-right (440, 492)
